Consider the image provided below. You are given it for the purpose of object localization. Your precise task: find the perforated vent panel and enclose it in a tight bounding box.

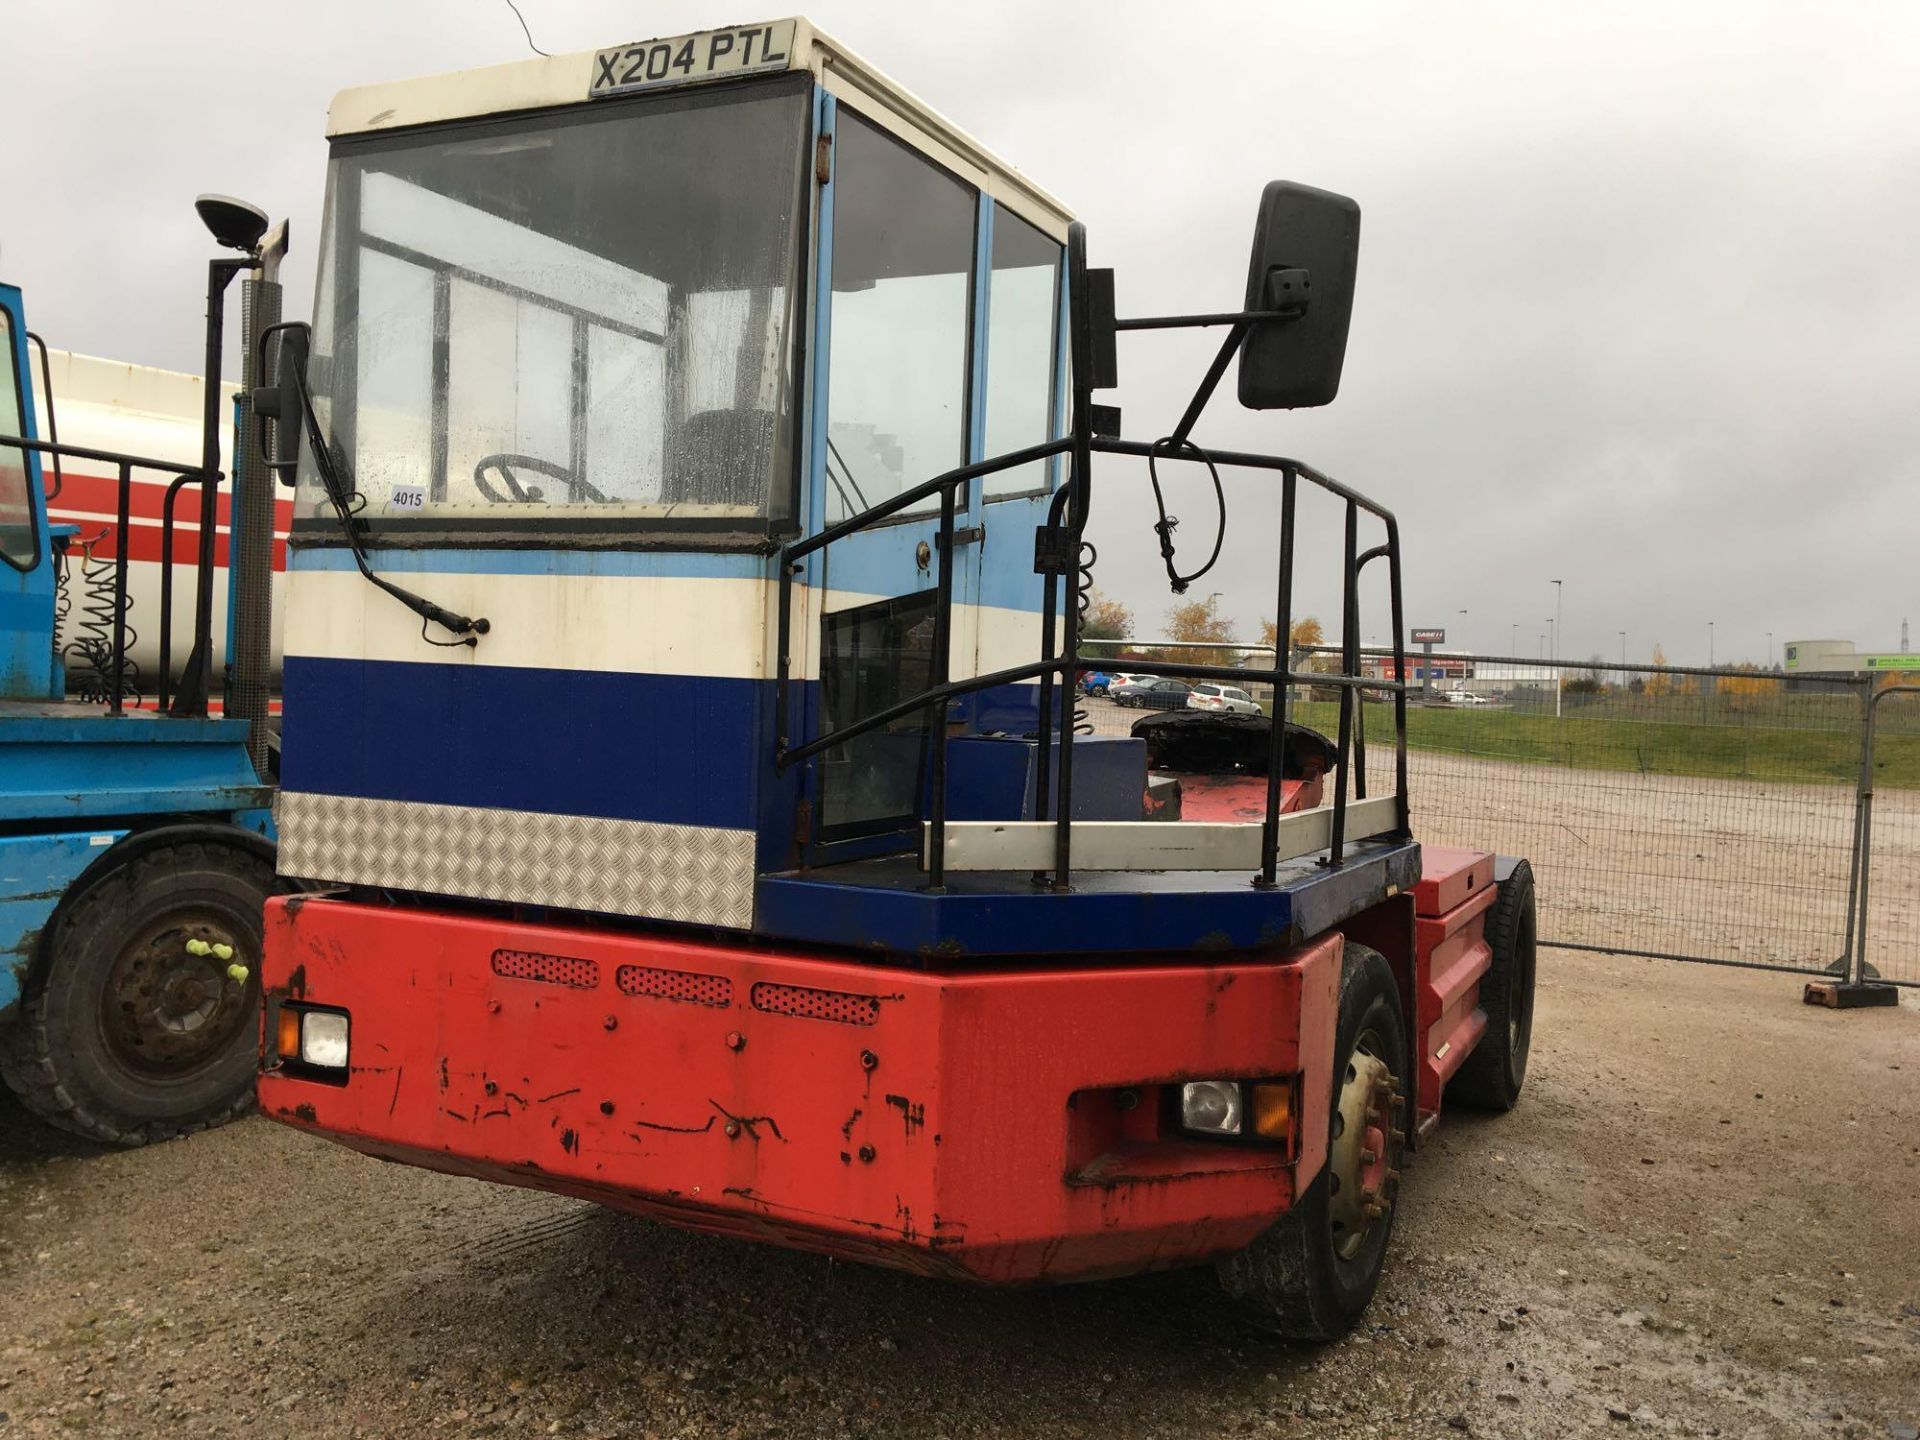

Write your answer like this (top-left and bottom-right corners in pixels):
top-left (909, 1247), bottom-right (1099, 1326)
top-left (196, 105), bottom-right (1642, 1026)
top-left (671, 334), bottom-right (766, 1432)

top-left (616, 965), bottom-right (733, 1008)
top-left (491, 949), bottom-right (600, 989)
top-left (751, 982), bottom-right (881, 1026)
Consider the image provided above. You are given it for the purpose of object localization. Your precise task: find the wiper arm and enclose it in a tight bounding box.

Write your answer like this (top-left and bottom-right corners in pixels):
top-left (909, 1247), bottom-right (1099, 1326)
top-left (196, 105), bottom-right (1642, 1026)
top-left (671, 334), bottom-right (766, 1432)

top-left (287, 345), bottom-right (489, 647)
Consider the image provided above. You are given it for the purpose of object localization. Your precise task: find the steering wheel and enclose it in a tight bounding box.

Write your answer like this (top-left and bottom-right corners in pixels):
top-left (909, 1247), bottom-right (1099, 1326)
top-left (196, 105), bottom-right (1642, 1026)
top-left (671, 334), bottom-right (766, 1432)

top-left (472, 453), bottom-right (608, 506)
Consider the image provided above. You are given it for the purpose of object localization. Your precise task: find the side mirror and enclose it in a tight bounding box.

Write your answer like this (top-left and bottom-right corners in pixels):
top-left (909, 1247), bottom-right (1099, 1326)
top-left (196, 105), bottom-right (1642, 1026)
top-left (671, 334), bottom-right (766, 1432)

top-left (1236, 181), bottom-right (1361, 410)
top-left (251, 323), bottom-right (309, 483)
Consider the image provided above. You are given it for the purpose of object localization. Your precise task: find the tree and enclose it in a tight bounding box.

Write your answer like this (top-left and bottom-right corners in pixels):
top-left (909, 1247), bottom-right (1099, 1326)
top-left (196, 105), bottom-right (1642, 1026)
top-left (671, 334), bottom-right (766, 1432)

top-left (1156, 594), bottom-right (1236, 669)
top-left (1565, 654), bottom-right (1606, 695)
top-left (1080, 590), bottom-right (1134, 644)
top-left (1258, 616), bottom-right (1326, 658)
top-left (1720, 662), bottom-right (1774, 710)
top-left (1645, 644), bottom-right (1672, 697)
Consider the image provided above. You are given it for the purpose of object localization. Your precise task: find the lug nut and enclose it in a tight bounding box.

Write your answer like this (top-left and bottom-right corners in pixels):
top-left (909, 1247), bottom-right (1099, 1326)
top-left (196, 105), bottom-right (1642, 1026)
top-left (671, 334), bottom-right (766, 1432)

top-left (725, 1031), bottom-right (746, 1051)
top-left (603, 1015), bottom-right (618, 1031)
top-left (859, 1050), bottom-right (878, 1072)
top-left (600, 1100), bottom-right (615, 1116)
top-left (858, 1144), bottom-right (876, 1163)
top-left (724, 1119), bottom-right (741, 1138)
top-left (487, 999), bottom-right (501, 1014)
top-left (1360, 1148), bottom-right (1378, 1165)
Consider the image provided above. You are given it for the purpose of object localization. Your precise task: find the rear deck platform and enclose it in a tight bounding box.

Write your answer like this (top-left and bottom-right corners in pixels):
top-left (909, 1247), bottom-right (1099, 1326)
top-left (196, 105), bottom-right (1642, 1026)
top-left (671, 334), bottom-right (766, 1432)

top-left (754, 838), bottom-right (1423, 960)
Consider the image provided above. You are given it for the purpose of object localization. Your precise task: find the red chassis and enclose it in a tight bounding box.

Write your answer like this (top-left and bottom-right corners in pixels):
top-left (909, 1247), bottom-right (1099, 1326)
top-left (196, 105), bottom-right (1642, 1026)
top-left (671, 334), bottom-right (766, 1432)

top-left (257, 896), bottom-right (1349, 1284)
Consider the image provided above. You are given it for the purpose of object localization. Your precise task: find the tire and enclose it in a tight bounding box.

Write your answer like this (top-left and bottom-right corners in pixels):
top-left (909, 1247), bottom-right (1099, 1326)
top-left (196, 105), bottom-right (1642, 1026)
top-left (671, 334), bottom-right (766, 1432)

top-left (1448, 859), bottom-right (1537, 1112)
top-left (1090, 685), bottom-right (1107, 698)
top-left (0, 840), bottom-right (272, 1146)
top-left (1217, 943), bottom-right (1409, 1341)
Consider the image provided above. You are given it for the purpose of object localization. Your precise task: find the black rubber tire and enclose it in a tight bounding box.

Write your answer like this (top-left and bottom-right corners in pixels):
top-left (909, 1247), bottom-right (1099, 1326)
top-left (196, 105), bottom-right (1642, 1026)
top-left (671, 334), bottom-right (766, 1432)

top-left (0, 841), bottom-right (271, 1146)
top-left (1448, 859), bottom-right (1537, 1113)
top-left (1217, 943), bottom-right (1408, 1341)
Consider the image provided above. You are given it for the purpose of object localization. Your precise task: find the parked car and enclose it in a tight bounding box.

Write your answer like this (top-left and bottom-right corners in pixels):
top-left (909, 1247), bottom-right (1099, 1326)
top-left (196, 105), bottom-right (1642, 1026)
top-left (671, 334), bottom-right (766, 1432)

top-left (1445, 690), bottom-right (1493, 706)
top-left (1113, 678), bottom-right (1193, 710)
top-left (1188, 683), bottom-right (1262, 715)
top-left (1079, 670), bottom-right (1116, 696)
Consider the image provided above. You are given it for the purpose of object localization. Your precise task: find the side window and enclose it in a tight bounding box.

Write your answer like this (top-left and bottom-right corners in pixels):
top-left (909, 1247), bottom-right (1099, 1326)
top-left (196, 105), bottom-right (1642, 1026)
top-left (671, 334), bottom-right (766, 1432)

top-left (0, 307), bottom-right (37, 570)
top-left (824, 110), bottom-right (976, 522)
top-left (982, 209), bottom-right (1061, 499)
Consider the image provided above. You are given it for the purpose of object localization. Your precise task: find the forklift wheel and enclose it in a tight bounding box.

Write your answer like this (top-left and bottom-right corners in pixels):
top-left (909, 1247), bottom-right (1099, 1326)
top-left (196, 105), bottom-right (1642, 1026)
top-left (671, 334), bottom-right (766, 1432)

top-left (0, 840), bottom-right (271, 1146)
top-left (1217, 943), bottom-right (1408, 1341)
top-left (1447, 859), bottom-right (1536, 1113)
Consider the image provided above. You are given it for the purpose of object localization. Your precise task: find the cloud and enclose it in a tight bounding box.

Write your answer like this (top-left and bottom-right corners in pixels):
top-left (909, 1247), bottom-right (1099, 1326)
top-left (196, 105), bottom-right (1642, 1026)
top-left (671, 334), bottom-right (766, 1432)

top-left (5, 0), bottom-right (1916, 664)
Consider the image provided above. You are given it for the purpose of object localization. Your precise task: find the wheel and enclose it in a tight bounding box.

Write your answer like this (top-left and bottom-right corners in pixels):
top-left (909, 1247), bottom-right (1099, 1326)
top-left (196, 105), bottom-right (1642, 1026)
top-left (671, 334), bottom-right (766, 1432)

top-left (1448, 859), bottom-right (1536, 1112)
top-left (1090, 685), bottom-right (1107, 697)
top-left (0, 840), bottom-right (272, 1146)
top-left (1217, 942), bottom-right (1409, 1341)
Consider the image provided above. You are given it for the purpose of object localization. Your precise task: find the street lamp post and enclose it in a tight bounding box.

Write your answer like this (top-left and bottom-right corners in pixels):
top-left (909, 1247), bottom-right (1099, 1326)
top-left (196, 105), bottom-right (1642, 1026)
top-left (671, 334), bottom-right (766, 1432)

top-left (1708, 620), bottom-right (1715, 669)
top-left (1548, 615), bottom-right (1562, 718)
top-left (1551, 580), bottom-right (1563, 661)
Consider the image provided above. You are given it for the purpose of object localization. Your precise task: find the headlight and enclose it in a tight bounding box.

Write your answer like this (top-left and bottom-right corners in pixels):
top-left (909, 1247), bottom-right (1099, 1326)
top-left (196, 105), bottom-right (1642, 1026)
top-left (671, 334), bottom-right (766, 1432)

top-left (1180, 1080), bottom-right (1244, 1135)
top-left (298, 1011), bottom-right (350, 1069)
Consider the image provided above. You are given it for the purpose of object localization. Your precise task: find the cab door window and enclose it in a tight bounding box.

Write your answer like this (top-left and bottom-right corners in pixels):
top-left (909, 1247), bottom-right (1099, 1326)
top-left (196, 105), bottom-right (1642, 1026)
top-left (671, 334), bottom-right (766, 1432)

top-left (823, 110), bottom-right (976, 521)
top-left (982, 208), bottom-right (1061, 499)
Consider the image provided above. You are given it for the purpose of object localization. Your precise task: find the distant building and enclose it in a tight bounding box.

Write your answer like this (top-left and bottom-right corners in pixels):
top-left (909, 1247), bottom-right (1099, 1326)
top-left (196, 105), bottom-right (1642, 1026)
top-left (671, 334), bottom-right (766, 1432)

top-left (1358, 651), bottom-right (1556, 695)
top-left (1783, 640), bottom-right (1920, 676)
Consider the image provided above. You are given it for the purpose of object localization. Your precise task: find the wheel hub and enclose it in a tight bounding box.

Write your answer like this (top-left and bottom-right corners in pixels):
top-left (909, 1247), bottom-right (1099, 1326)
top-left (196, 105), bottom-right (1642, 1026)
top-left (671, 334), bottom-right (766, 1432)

top-left (1327, 1041), bottom-right (1404, 1261)
top-left (102, 918), bottom-right (255, 1078)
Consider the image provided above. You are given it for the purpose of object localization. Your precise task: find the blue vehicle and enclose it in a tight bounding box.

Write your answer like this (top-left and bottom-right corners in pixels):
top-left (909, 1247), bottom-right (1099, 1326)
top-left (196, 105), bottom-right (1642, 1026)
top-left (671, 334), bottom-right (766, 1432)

top-left (0, 197), bottom-right (287, 1144)
top-left (1079, 669), bottom-right (1115, 695)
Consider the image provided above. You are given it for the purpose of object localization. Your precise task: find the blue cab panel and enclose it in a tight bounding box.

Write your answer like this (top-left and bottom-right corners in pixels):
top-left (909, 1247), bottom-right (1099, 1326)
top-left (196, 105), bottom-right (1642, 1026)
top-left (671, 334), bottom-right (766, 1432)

top-left (0, 702), bottom-right (272, 824)
top-left (0, 281), bottom-right (58, 703)
top-left (944, 734), bottom-right (1146, 823)
top-left (0, 828), bottom-right (130, 1016)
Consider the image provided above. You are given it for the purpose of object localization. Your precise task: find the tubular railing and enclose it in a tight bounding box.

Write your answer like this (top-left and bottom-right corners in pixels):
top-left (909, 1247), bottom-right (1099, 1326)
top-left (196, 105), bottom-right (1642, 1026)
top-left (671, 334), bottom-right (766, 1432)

top-left (773, 456), bottom-right (1409, 893)
top-left (775, 219), bottom-right (1409, 893)
top-left (0, 432), bottom-right (212, 717)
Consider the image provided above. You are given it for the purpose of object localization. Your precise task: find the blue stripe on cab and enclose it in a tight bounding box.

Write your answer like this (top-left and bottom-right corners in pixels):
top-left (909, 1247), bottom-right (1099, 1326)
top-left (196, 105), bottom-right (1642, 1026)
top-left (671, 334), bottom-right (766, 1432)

top-left (280, 657), bottom-right (766, 829)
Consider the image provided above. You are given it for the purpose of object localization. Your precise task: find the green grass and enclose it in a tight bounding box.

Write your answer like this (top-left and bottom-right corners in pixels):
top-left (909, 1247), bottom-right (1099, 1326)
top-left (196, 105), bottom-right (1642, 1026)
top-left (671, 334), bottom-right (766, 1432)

top-left (1279, 698), bottom-right (1920, 789)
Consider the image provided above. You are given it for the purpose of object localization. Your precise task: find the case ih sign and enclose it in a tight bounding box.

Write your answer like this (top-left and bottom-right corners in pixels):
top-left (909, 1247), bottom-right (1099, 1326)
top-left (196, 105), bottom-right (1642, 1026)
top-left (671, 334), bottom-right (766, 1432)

top-left (1411, 628), bottom-right (1447, 645)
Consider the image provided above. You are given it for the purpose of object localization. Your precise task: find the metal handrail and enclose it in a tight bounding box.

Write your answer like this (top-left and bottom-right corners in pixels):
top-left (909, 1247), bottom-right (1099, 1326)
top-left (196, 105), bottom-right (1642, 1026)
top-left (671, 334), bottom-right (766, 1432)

top-left (0, 432), bottom-right (210, 717)
top-left (774, 221), bottom-right (1410, 893)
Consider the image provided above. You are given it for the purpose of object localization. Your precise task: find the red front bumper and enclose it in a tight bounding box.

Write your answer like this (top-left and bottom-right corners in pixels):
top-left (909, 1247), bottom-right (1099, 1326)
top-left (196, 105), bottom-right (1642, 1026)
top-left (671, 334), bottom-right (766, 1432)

top-left (258, 897), bottom-right (1339, 1284)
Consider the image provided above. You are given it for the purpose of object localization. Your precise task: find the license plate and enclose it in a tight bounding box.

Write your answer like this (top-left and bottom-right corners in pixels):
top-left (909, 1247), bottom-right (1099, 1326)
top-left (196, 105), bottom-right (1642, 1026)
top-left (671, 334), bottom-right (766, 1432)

top-left (589, 22), bottom-right (797, 99)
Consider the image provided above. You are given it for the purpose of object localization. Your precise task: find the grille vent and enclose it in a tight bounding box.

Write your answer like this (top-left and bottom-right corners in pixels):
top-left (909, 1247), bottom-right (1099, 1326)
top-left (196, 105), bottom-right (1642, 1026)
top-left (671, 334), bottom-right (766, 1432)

top-left (491, 949), bottom-right (599, 989)
top-left (617, 965), bottom-right (732, 1008)
top-left (751, 982), bottom-right (881, 1027)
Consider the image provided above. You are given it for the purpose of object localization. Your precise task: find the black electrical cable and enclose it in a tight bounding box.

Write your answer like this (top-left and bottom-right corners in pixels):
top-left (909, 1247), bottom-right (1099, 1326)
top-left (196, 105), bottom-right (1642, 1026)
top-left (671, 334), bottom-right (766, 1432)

top-left (1145, 435), bottom-right (1227, 594)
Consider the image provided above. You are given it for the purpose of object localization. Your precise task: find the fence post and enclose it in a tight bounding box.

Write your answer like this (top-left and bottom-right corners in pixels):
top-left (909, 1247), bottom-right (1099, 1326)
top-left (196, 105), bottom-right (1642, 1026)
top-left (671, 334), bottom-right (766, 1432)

top-left (1807, 678), bottom-right (1900, 1009)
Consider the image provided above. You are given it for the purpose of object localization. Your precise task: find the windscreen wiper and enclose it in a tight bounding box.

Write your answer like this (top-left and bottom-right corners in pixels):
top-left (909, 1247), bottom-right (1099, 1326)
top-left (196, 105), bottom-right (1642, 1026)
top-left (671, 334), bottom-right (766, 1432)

top-left (275, 327), bottom-right (489, 647)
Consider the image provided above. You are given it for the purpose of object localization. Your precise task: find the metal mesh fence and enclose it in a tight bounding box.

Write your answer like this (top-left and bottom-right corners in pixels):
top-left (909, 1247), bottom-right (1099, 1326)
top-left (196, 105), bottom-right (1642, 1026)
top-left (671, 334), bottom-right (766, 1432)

top-left (1079, 654), bottom-right (1918, 986)
top-left (1861, 686), bottom-right (1920, 986)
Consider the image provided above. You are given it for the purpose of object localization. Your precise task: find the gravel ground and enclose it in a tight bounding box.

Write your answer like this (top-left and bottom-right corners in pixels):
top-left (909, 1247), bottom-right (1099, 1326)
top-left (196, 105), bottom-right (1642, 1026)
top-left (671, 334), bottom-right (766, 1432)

top-left (2, 949), bottom-right (1916, 1439)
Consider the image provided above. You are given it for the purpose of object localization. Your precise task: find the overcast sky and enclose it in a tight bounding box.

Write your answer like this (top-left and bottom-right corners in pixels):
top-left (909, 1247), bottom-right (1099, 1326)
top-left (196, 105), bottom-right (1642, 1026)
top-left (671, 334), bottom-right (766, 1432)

top-left (5, 1), bottom-right (1916, 667)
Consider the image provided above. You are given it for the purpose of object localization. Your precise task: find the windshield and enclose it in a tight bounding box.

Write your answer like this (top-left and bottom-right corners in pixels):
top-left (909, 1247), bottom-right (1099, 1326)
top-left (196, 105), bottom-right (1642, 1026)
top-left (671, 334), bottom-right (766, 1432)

top-left (297, 76), bottom-right (810, 537)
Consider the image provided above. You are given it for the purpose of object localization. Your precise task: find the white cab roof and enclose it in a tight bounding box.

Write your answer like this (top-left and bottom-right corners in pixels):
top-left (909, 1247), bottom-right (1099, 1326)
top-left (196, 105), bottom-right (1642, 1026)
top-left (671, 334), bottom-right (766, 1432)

top-left (326, 18), bottom-right (1072, 240)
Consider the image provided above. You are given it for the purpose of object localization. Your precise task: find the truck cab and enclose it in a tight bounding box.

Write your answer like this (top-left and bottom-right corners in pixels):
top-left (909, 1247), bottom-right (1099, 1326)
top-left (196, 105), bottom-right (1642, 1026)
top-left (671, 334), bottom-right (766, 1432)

top-left (259, 20), bottom-right (1536, 1338)
top-left (1, 237), bottom-right (282, 1144)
